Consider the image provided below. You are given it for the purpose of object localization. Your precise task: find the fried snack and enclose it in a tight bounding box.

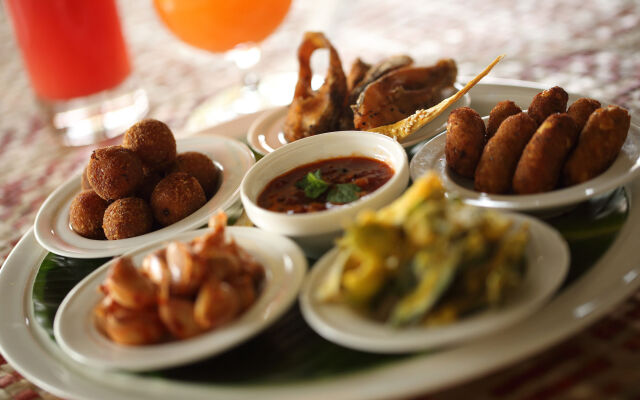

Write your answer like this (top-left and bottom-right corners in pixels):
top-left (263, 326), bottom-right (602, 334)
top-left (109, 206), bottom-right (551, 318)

top-left (527, 86), bottom-right (569, 125)
top-left (347, 54), bottom-right (414, 106)
top-left (474, 112), bottom-right (538, 194)
top-left (353, 59), bottom-right (457, 130)
top-left (151, 172), bottom-right (206, 226)
top-left (371, 55), bottom-right (504, 140)
top-left (513, 114), bottom-right (579, 194)
top-left (81, 166), bottom-right (92, 190)
top-left (170, 152), bottom-right (221, 198)
top-left (567, 97), bottom-right (601, 131)
top-left (123, 119), bottom-right (177, 171)
top-left (284, 32), bottom-right (348, 142)
top-left (486, 100), bottom-right (522, 139)
top-left (103, 197), bottom-right (154, 240)
top-left (563, 105), bottom-right (631, 186)
top-left (137, 168), bottom-right (164, 202)
top-left (87, 146), bottom-right (144, 201)
top-left (346, 57), bottom-right (371, 92)
top-left (445, 107), bottom-right (486, 178)
top-left (69, 190), bottom-right (109, 239)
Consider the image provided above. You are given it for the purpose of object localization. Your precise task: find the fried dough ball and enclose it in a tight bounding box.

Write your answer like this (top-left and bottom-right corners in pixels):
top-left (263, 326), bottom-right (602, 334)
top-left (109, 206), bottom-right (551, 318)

top-left (567, 97), bottom-right (601, 132)
top-left (563, 105), bottom-right (630, 186)
top-left (527, 86), bottom-right (569, 125)
top-left (445, 107), bottom-right (486, 178)
top-left (69, 190), bottom-right (109, 239)
top-left (103, 197), bottom-right (154, 240)
top-left (151, 172), bottom-right (206, 227)
top-left (123, 119), bottom-right (177, 171)
top-left (513, 114), bottom-right (579, 194)
top-left (137, 167), bottom-right (164, 202)
top-left (486, 100), bottom-right (522, 139)
top-left (87, 146), bottom-right (143, 201)
top-left (169, 152), bottom-right (220, 198)
top-left (474, 112), bottom-right (537, 194)
top-left (81, 166), bottom-right (92, 190)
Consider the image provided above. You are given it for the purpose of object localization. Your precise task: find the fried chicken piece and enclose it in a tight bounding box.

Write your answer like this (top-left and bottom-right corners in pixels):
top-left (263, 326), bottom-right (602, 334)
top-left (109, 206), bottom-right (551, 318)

top-left (283, 32), bottom-right (348, 142)
top-left (353, 59), bottom-right (457, 130)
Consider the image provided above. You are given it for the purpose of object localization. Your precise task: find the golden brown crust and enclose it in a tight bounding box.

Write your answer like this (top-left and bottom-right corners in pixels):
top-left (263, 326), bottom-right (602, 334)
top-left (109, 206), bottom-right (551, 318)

top-left (567, 97), bottom-right (601, 132)
top-left (527, 86), bottom-right (569, 125)
top-left (150, 172), bottom-right (206, 226)
top-left (81, 166), bottom-right (92, 191)
top-left (474, 112), bottom-right (537, 194)
top-left (513, 114), bottom-right (579, 194)
top-left (486, 100), bottom-right (522, 139)
top-left (87, 146), bottom-right (143, 201)
top-left (69, 190), bottom-right (109, 239)
top-left (123, 119), bottom-right (177, 171)
top-left (445, 107), bottom-right (486, 178)
top-left (563, 105), bottom-right (630, 185)
top-left (102, 197), bottom-right (153, 240)
top-left (170, 152), bottom-right (220, 198)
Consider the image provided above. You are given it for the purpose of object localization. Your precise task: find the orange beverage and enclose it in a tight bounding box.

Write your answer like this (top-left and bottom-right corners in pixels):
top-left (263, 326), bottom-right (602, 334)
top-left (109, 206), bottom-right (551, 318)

top-left (6, 0), bottom-right (131, 101)
top-left (153, 0), bottom-right (292, 53)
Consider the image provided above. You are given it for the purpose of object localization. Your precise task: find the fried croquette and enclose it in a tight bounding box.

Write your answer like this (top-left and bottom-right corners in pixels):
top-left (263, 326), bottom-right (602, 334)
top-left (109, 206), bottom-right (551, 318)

top-left (81, 166), bottom-right (92, 191)
top-left (150, 172), bottom-right (206, 226)
top-left (563, 105), bottom-right (630, 186)
top-left (527, 86), bottom-right (569, 125)
top-left (103, 197), bottom-right (154, 240)
top-left (445, 107), bottom-right (486, 178)
top-left (123, 119), bottom-right (177, 171)
top-left (474, 112), bottom-right (537, 194)
top-left (169, 152), bottom-right (220, 198)
top-left (69, 190), bottom-right (109, 239)
top-left (486, 100), bottom-right (522, 139)
top-left (137, 167), bottom-right (164, 202)
top-left (513, 114), bottom-right (579, 194)
top-left (87, 146), bottom-right (144, 201)
top-left (567, 98), bottom-right (601, 131)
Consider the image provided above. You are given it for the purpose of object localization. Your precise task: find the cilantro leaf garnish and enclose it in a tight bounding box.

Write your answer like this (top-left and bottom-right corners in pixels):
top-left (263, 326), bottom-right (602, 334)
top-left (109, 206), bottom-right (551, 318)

top-left (327, 183), bottom-right (361, 204)
top-left (295, 170), bottom-right (329, 199)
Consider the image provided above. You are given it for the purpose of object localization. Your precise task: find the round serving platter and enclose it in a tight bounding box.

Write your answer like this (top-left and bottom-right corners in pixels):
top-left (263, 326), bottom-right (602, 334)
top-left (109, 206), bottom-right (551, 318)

top-left (1, 80), bottom-right (639, 400)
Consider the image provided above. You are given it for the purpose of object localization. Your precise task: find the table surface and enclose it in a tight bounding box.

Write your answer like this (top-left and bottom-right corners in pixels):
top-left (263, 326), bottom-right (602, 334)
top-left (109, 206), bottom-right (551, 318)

top-left (1, 1), bottom-right (640, 399)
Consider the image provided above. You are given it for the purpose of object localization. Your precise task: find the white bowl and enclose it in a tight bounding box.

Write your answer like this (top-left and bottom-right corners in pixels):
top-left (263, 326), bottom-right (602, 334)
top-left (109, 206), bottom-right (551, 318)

top-left (240, 131), bottom-right (409, 256)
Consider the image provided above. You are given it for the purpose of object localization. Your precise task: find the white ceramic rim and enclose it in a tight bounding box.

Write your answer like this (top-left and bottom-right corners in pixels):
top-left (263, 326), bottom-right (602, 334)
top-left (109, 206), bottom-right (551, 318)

top-left (53, 226), bottom-right (307, 371)
top-left (299, 213), bottom-right (569, 353)
top-left (240, 130), bottom-right (409, 236)
top-left (246, 83), bottom-right (471, 155)
top-left (33, 136), bottom-right (255, 258)
top-left (410, 116), bottom-right (640, 212)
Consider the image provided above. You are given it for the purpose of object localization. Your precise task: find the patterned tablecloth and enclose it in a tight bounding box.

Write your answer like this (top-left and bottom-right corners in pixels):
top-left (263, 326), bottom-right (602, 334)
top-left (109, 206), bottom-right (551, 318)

top-left (1, 1), bottom-right (639, 399)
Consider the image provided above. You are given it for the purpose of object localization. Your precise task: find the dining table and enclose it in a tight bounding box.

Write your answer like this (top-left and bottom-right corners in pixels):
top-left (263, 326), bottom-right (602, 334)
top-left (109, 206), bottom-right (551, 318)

top-left (1, 0), bottom-right (640, 399)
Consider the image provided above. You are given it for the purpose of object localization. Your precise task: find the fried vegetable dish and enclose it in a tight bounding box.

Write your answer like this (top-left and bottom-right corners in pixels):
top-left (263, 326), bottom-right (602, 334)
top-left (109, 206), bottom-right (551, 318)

top-left (318, 173), bottom-right (528, 327)
top-left (94, 214), bottom-right (265, 345)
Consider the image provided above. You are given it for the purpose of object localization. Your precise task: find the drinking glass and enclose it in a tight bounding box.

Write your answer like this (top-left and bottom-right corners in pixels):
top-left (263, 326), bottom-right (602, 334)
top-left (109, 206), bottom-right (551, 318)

top-left (5, 0), bottom-right (149, 146)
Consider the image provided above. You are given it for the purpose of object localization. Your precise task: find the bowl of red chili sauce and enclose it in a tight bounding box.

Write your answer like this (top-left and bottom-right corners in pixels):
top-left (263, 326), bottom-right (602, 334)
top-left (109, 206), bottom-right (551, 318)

top-left (240, 131), bottom-right (409, 255)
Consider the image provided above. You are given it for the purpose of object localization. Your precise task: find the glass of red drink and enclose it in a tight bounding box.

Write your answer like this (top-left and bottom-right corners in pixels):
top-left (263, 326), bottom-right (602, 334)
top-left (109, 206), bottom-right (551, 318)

top-left (5, 0), bottom-right (148, 146)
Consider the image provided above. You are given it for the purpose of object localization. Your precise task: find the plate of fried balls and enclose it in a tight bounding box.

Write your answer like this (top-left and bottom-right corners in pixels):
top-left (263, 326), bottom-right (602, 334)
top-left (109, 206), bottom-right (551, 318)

top-left (34, 119), bottom-right (255, 258)
top-left (410, 86), bottom-right (640, 213)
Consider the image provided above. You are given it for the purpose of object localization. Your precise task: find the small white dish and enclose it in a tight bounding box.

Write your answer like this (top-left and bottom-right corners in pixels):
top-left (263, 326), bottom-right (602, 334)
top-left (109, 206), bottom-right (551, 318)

top-left (53, 226), bottom-right (307, 371)
top-left (247, 84), bottom-right (471, 155)
top-left (34, 136), bottom-right (255, 258)
top-left (300, 213), bottom-right (569, 353)
top-left (240, 131), bottom-right (409, 256)
top-left (410, 116), bottom-right (640, 213)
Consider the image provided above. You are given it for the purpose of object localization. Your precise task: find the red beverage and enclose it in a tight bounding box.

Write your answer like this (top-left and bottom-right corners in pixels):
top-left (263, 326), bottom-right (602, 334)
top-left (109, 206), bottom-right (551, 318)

top-left (6, 0), bottom-right (131, 101)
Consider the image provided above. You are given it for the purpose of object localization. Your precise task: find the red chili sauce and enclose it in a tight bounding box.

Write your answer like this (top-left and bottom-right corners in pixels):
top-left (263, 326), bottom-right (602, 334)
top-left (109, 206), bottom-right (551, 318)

top-left (257, 156), bottom-right (394, 214)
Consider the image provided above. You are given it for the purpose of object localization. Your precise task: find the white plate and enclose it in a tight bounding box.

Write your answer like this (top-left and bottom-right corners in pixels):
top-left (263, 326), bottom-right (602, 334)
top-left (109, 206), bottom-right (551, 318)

top-left (247, 84), bottom-right (471, 155)
top-left (410, 116), bottom-right (640, 213)
top-left (53, 227), bottom-right (307, 371)
top-left (2, 82), bottom-right (640, 400)
top-left (299, 213), bottom-right (569, 353)
top-left (34, 136), bottom-right (255, 258)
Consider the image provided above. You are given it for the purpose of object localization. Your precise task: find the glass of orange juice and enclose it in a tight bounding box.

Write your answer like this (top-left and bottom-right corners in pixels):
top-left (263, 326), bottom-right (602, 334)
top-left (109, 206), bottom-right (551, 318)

top-left (5, 0), bottom-right (149, 146)
top-left (154, 0), bottom-right (292, 128)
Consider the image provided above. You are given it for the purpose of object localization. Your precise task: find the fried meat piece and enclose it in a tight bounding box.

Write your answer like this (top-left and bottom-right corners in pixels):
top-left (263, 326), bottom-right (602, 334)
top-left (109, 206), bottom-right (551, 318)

top-left (527, 86), bottom-right (569, 125)
top-left (283, 32), bottom-right (348, 142)
top-left (103, 197), bottom-right (154, 240)
top-left (486, 100), bottom-right (522, 139)
top-left (563, 105), bottom-right (630, 186)
top-left (69, 190), bottom-right (109, 239)
top-left (347, 58), bottom-right (371, 92)
top-left (445, 107), bottom-right (486, 178)
top-left (123, 119), bottom-right (177, 171)
top-left (170, 152), bottom-right (220, 198)
top-left (151, 172), bottom-right (206, 226)
top-left (87, 146), bottom-right (144, 201)
top-left (347, 54), bottom-right (414, 106)
top-left (567, 98), bottom-right (601, 132)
